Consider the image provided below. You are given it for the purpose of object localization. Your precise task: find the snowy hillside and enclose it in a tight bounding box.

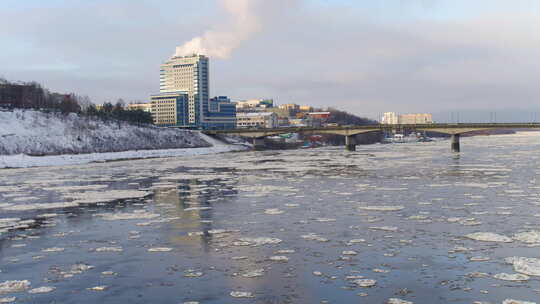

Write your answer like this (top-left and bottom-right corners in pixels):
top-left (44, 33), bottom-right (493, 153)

top-left (0, 109), bottom-right (211, 156)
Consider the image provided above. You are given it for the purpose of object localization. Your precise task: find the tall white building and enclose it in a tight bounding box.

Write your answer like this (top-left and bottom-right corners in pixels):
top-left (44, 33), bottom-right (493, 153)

top-left (151, 54), bottom-right (235, 129)
top-left (158, 54), bottom-right (209, 126)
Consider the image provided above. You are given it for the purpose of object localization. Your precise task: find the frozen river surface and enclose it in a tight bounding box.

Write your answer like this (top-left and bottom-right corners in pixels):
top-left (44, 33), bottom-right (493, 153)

top-left (2, 133), bottom-right (540, 303)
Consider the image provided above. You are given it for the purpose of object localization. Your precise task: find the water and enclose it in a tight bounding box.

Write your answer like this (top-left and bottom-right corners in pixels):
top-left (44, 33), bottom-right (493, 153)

top-left (1, 133), bottom-right (540, 303)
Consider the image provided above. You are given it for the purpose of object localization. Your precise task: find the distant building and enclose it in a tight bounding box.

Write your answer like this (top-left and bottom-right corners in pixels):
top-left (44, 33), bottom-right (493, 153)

top-left (398, 113), bottom-right (433, 124)
top-left (279, 103), bottom-right (300, 113)
top-left (236, 112), bottom-right (278, 129)
top-left (381, 112), bottom-right (433, 124)
top-left (236, 99), bottom-right (273, 110)
top-left (150, 54), bottom-right (235, 129)
top-left (308, 112), bottom-right (331, 120)
top-left (127, 103), bottom-right (152, 112)
top-left (150, 91), bottom-right (189, 126)
top-left (299, 105), bottom-right (313, 112)
top-left (382, 112), bottom-right (399, 124)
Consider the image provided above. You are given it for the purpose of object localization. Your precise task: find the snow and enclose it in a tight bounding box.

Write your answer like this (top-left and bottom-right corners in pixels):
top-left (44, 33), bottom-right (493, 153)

top-left (465, 232), bottom-right (513, 243)
top-left (0, 109), bottom-right (246, 169)
top-left (0, 280), bottom-right (31, 294)
top-left (505, 257), bottom-right (540, 276)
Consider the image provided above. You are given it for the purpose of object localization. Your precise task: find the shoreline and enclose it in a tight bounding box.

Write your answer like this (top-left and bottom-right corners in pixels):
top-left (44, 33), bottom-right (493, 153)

top-left (0, 134), bottom-right (249, 170)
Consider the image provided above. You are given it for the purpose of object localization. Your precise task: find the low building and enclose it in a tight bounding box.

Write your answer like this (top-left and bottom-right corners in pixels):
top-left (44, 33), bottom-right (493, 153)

top-left (150, 91), bottom-right (189, 127)
top-left (382, 112), bottom-right (399, 124)
top-left (235, 99), bottom-right (274, 111)
top-left (398, 113), bottom-right (433, 124)
top-left (204, 96), bottom-right (236, 130)
top-left (236, 112), bottom-right (278, 129)
top-left (381, 112), bottom-right (433, 124)
top-left (308, 112), bottom-right (331, 120)
top-left (299, 105), bottom-right (313, 112)
top-left (127, 103), bottom-right (152, 112)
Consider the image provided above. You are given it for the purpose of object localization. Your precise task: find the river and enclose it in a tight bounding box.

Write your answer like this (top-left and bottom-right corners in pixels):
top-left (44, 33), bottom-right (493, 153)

top-left (1, 132), bottom-right (540, 303)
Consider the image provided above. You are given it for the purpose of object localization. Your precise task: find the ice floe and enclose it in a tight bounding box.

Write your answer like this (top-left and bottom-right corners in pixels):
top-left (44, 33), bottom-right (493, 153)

top-left (269, 256), bottom-right (289, 262)
top-left (0, 280), bottom-right (31, 295)
top-left (493, 273), bottom-right (530, 281)
top-left (358, 205), bottom-right (404, 212)
top-left (28, 286), bottom-right (55, 294)
top-left (513, 231), bottom-right (540, 244)
top-left (230, 291), bottom-right (254, 298)
top-left (505, 257), bottom-right (540, 276)
top-left (502, 300), bottom-right (536, 304)
top-left (148, 247), bottom-right (173, 252)
top-left (264, 208), bottom-right (284, 215)
top-left (386, 299), bottom-right (414, 304)
top-left (233, 237), bottom-right (282, 246)
top-left (465, 232), bottom-right (512, 243)
top-left (353, 279), bottom-right (377, 287)
top-left (100, 211), bottom-right (160, 221)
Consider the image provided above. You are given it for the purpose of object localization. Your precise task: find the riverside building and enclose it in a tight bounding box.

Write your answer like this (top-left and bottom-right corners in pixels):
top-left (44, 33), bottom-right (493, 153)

top-left (150, 54), bottom-right (235, 129)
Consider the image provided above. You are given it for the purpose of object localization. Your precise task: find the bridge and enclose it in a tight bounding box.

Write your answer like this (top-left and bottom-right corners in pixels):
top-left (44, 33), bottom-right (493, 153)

top-left (203, 123), bottom-right (540, 152)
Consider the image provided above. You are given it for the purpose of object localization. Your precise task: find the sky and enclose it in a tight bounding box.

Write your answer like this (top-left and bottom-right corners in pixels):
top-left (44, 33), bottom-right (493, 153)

top-left (1, 0), bottom-right (539, 121)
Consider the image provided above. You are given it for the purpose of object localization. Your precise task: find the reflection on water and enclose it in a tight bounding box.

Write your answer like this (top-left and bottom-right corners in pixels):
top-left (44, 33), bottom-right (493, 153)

top-left (1, 133), bottom-right (540, 303)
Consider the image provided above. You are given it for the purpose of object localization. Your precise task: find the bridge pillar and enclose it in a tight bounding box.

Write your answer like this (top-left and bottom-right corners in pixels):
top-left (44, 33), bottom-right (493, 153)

top-left (252, 137), bottom-right (266, 151)
top-left (451, 134), bottom-right (460, 152)
top-left (345, 135), bottom-right (357, 152)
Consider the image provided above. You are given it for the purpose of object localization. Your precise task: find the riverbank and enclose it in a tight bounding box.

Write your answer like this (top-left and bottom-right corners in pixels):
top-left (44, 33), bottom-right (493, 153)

top-left (0, 134), bottom-right (248, 169)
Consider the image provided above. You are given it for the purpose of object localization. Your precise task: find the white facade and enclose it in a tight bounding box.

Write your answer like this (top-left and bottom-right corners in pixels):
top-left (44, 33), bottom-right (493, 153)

top-left (382, 112), bottom-right (399, 124)
top-left (236, 112), bottom-right (278, 129)
top-left (158, 54), bottom-right (209, 126)
top-left (382, 112), bottom-right (433, 124)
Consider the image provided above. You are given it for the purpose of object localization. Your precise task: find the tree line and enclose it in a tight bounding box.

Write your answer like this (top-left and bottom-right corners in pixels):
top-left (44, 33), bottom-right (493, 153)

top-left (0, 78), bottom-right (152, 124)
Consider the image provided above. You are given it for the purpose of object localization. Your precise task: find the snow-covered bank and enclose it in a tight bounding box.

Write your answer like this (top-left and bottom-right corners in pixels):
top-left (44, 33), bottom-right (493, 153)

top-left (0, 133), bottom-right (247, 169)
top-left (0, 109), bottom-right (210, 155)
top-left (0, 109), bottom-right (249, 168)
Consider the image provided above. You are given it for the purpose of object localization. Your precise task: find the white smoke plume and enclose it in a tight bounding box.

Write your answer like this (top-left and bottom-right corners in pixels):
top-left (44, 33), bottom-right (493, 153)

top-left (175, 0), bottom-right (263, 58)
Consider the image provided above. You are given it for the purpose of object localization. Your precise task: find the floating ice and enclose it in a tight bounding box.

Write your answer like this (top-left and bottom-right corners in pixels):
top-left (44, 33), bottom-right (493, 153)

top-left (230, 291), bottom-right (254, 298)
top-left (275, 249), bottom-right (295, 254)
top-left (513, 231), bottom-right (540, 244)
top-left (234, 237), bottom-right (282, 246)
top-left (94, 247), bottom-right (123, 253)
top-left (42, 247), bottom-right (65, 253)
top-left (505, 257), bottom-right (540, 276)
top-left (184, 207), bottom-right (212, 211)
top-left (369, 226), bottom-right (398, 232)
top-left (0, 280), bottom-right (30, 294)
top-left (3, 202), bottom-right (79, 212)
top-left (342, 251), bottom-right (358, 256)
top-left (101, 211), bottom-right (160, 221)
top-left (148, 247), bottom-right (173, 252)
top-left (347, 239), bottom-right (366, 245)
top-left (314, 218), bottom-right (336, 222)
top-left (502, 300), bottom-right (536, 304)
top-left (0, 297), bottom-right (15, 303)
top-left (301, 233), bottom-right (329, 242)
top-left (313, 271), bottom-right (323, 276)
top-left (28, 286), bottom-right (55, 294)
top-left (386, 299), bottom-right (414, 304)
top-left (264, 208), bottom-right (284, 215)
top-left (87, 286), bottom-right (108, 291)
top-left (493, 273), bottom-right (530, 281)
top-left (269, 256), bottom-right (288, 262)
top-left (465, 232), bottom-right (512, 243)
top-left (469, 256), bottom-right (490, 262)
top-left (353, 279), bottom-right (377, 287)
top-left (184, 271), bottom-right (204, 278)
top-left (358, 205), bottom-right (404, 212)
top-left (65, 190), bottom-right (150, 204)
top-left (241, 269), bottom-right (265, 278)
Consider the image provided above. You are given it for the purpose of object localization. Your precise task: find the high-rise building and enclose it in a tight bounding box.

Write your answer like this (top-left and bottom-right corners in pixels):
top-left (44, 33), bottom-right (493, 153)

top-left (150, 54), bottom-right (235, 129)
